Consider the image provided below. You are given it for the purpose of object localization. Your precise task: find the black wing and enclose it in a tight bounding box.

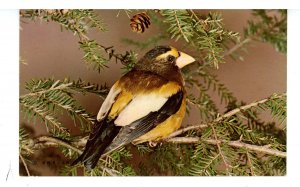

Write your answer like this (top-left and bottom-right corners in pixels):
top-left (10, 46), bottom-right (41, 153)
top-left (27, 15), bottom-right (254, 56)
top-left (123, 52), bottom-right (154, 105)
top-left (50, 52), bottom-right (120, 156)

top-left (71, 118), bottom-right (121, 170)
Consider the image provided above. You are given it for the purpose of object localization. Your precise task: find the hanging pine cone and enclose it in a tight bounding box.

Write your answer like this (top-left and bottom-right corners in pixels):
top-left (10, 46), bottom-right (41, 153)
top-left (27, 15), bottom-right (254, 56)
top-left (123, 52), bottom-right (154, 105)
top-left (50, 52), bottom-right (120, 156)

top-left (130, 12), bottom-right (151, 33)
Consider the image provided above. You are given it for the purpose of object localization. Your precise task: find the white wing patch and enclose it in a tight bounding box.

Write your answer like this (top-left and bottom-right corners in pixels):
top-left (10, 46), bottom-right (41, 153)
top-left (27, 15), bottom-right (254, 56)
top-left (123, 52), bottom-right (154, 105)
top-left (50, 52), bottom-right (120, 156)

top-left (114, 94), bottom-right (168, 126)
top-left (97, 83), bottom-right (121, 121)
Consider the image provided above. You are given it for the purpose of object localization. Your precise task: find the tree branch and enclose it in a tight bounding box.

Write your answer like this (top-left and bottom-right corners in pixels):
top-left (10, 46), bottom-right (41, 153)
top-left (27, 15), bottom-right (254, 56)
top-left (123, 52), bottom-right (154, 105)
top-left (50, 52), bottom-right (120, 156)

top-left (31, 132), bottom-right (286, 161)
top-left (35, 136), bottom-right (83, 154)
top-left (20, 82), bottom-right (73, 99)
top-left (165, 137), bottom-right (286, 158)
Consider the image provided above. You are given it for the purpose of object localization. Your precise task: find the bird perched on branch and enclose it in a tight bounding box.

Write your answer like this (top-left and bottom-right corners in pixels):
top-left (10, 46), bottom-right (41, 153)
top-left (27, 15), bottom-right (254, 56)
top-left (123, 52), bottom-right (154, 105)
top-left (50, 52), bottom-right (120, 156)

top-left (72, 46), bottom-right (195, 169)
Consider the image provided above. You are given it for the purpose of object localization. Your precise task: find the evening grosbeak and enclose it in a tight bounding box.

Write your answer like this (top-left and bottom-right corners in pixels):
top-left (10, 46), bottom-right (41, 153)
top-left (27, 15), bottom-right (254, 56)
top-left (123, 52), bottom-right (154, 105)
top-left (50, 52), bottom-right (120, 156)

top-left (72, 46), bottom-right (195, 169)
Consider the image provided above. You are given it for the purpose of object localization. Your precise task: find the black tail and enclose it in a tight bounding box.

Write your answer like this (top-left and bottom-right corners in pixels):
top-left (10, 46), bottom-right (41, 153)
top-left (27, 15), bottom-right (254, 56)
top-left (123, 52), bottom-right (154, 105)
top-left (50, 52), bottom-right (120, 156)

top-left (72, 119), bottom-right (121, 170)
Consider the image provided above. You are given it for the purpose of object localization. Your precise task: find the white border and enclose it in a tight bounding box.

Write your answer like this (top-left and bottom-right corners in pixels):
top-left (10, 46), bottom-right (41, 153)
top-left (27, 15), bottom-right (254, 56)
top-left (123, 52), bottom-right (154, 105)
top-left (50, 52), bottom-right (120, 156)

top-left (287, 9), bottom-right (300, 181)
top-left (0, 9), bottom-right (19, 186)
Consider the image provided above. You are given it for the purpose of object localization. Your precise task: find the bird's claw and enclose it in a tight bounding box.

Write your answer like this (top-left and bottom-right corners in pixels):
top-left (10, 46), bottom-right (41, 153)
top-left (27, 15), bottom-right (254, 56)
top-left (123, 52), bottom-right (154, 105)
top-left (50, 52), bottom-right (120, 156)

top-left (148, 141), bottom-right (158, 147)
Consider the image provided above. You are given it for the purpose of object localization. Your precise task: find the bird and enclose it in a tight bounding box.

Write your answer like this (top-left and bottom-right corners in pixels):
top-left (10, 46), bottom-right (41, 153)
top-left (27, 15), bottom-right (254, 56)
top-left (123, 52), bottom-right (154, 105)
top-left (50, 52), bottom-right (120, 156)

top-left (72, 46), bottom-right (195, 170)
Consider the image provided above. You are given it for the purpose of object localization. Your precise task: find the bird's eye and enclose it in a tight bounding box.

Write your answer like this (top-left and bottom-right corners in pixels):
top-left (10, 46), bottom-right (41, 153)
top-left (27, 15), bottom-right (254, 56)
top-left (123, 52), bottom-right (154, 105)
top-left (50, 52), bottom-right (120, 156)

top-left (167, 55), bottom-right (175, 62)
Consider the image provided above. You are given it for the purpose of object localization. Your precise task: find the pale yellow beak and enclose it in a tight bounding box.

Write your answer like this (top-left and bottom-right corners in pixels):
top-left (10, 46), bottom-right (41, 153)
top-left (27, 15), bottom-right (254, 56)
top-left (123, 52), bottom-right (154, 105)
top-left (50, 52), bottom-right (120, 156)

top-left (175, 52), bottom-right (195, 69)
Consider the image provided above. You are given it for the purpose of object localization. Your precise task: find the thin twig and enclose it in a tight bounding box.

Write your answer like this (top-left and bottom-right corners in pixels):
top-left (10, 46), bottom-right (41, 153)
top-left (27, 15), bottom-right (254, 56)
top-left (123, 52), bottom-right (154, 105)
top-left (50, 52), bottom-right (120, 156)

top-left (19, 154), bottom-right (31, 176)
top-left (188, 9), bottom-right (204, 27)
top-left (19, 82), bottom-right (73, 99)
top-left (210, 124), bottom-right (231, 174)
top-left (173, 10), bottom-right (189, 42)
top-left (73, 23), bottom-right (129, 65)
top-left (224, 38), bottom-right (252, 57)
top-left (73, 25), bottom-right (90, 42)
top-left (76, 27), bottom-right (130, 66)
top-left (189, 10), bottom-right (201, 22)
top-left (98, 165), bottom-right (120, 176)
top-left (245, 150), bottom-right (255, 176)
top-left (215, 93), bottom-right (286, 122)
top-left (165, 137), bottom-right (286, 158)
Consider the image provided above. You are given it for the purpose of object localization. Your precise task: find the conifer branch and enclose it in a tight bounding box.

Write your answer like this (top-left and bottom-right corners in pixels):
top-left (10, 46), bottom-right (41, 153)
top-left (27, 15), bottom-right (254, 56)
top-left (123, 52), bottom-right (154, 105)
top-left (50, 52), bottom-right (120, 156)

top-left (21, 79), bottom-right (109, 99)
top-left (210, 124), bottom-right (231, 174)
top-left (20, 101), bottom-right (70, 136)
top-left (224, 38), bottom-right (252, 57)
top-left (29, 133), bottom-right (286, 172)
top-left (20, 79), bottom-right (109, 134)
top-left (168, 92), bottom-right (286, 139)
top-left (20, 9), bottom-right (136, 72)
top-left (224, 10), bottom-right (287, 60)
top-left (173, 10), bottom-right (190, 42)
top-left (245, 10), bottom-right (287, 54)
top-left (160, 10), bottom-right (193, 42)
top-left (20, 82), bottom-right (73, 99)
top-left (65, 16), bottom-right (136, 69)
top-left (165, 137), bottom-right (286, 158)
top-left (36, 136), bottom-right (83, 154)
top-left (201, 153), bottom-right (220, 173)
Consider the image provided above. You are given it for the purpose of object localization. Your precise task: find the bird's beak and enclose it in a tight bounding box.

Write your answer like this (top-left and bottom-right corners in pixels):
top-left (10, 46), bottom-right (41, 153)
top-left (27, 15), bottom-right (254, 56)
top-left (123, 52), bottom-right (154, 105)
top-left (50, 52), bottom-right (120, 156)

top-left (176, 52), bottom-right (195, 69)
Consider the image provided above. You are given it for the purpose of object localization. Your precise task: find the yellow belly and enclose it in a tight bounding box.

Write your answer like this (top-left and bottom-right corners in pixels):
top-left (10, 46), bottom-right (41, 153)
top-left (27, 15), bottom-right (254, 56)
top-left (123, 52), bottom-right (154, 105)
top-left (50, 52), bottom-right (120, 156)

top-left (132, 98), bottom-right (186, 145)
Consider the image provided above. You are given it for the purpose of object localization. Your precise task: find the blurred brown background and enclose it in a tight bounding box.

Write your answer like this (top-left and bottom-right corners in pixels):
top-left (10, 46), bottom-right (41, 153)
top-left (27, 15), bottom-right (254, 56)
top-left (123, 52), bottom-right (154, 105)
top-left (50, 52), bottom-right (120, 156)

top-left (19, 10), bottom-right (286, 175)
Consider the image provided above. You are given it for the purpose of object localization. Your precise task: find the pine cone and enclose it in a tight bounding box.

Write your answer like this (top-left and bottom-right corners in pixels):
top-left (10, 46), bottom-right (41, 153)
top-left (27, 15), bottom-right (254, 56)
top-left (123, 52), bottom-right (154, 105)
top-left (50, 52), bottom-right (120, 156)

top-left (130, 12), bottom-right (151, 33)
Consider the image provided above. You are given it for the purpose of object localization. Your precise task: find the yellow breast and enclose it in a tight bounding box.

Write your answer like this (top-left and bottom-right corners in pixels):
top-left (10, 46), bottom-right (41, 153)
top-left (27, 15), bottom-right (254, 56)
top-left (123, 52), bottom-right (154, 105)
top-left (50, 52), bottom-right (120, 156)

top-left (132, 96), bottom-right (186, 145)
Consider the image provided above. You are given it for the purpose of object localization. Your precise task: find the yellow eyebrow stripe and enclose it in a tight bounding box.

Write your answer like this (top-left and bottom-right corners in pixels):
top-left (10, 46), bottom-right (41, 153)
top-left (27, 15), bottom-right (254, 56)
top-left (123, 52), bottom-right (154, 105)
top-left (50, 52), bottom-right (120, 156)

top-left (155, 47), bottom-right (179, 60)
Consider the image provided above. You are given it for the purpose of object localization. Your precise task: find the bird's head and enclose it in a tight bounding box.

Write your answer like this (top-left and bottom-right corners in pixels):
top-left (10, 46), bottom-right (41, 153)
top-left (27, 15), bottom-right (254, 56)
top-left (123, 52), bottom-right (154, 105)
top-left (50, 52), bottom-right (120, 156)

top-left (135, 46), bottom-right (195, 74)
